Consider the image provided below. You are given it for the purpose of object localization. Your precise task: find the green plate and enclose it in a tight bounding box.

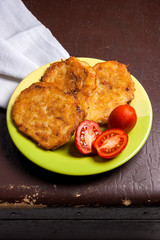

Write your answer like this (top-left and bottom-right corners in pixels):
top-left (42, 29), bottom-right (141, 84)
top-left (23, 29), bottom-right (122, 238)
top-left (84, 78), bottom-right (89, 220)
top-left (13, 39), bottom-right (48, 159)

top-left (6, 58), bottom-right (153, 176)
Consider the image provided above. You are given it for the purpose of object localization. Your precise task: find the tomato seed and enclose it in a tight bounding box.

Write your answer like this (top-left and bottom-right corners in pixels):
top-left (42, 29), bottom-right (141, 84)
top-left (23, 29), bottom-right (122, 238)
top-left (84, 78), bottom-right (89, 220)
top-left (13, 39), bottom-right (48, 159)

top-left (83, 126), bottom-right (87, 130)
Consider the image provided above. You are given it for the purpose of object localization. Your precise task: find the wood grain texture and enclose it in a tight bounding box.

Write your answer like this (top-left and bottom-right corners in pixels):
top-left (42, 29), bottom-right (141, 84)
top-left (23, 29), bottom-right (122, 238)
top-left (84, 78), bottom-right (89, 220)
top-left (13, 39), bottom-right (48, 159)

top-left (0, 0), bottom-right (160, 208)
top-left (1, 207), bottom-right (160, 240)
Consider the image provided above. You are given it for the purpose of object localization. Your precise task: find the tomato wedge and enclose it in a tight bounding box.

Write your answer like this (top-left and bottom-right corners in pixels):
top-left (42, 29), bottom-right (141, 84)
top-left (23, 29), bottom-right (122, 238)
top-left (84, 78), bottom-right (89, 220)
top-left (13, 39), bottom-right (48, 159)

top-left (93, 129), bottom-right (128, 159)
top-left (75, 120), bottom-right (102, 154)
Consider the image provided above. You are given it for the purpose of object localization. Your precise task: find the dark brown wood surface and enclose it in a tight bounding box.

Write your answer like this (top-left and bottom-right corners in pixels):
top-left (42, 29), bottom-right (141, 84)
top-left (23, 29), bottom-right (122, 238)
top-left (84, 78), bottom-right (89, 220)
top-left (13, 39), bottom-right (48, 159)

top-left (0, 0), bottom-right (160, 208)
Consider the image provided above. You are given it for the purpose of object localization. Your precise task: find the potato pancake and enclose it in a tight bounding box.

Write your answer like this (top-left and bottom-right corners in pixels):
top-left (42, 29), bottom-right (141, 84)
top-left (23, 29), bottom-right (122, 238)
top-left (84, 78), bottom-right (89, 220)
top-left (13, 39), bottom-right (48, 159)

top-left (12, 82), bottom-right (84, 150)
top-left (42, 56), bottom-right (96, 96)
top-left (82, 61), bottom-right (135, 124)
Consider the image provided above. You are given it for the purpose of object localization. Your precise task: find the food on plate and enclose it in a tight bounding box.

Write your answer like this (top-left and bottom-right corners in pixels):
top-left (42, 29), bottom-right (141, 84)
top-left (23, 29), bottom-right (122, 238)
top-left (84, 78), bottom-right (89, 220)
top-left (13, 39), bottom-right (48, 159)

top-left (108, 104), bottom-right (137, 133)
top-left (75, 120), bottom-right (102, 154)
top-left (12, 82), bottom-right (84, 150)
top-left (82, 61), bottom-right (135, 124)
top-left (42, 58), bottom-right (135, 125)
top-left (93, 129), bottom-right (128, 159)
top-left (42, 56), bottom-right (96, 96)
top-left (12, 57), bottom-right (136, 153)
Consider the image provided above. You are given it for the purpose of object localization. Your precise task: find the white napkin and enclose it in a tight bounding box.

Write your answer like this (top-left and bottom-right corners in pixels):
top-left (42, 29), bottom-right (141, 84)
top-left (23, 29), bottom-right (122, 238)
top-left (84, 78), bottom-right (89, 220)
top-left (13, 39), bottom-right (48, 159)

top-left (0, 0), bottom-right (70, 109)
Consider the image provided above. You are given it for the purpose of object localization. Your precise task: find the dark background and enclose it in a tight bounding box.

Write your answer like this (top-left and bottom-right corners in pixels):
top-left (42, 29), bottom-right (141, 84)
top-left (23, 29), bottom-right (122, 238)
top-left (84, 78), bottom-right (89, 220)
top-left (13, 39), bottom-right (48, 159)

top-left (0, 0), bottom-right (160, 239)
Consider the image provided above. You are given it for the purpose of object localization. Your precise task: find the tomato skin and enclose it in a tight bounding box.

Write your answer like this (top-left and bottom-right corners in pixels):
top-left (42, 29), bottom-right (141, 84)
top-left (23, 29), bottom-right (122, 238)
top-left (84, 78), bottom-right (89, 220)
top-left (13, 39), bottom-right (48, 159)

top-left (75, 120), bottom-right (102, 154)
top-left (108, 105), bottom-right (137, 134)
top-left (93, 129), bottom-right (128, 159)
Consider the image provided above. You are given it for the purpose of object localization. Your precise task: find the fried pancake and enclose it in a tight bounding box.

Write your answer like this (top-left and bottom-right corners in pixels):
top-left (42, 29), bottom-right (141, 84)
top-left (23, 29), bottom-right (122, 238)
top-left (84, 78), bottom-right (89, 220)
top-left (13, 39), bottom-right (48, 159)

top-left (42, 56), bottom-right (96, 96)
top-left (12, 82), bottom-right (84, 150)
top-left (81, 61), bottom-right (135, 125)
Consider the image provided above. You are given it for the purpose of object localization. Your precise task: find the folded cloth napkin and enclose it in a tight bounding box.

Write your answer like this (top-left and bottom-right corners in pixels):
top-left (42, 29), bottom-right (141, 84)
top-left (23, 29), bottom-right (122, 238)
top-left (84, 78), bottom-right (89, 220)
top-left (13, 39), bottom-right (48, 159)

top-left (0, 0), bottom-right (70, 109)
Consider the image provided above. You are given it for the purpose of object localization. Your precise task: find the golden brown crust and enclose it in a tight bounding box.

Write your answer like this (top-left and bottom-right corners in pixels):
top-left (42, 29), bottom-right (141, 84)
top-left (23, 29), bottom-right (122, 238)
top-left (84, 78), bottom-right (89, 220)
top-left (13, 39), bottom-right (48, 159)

top-left (82, 61), bottom-right (135, 124)
top-left (12, 82), bottom-right (84, 150)
top-left (42, 56), bottom-right (96, 96)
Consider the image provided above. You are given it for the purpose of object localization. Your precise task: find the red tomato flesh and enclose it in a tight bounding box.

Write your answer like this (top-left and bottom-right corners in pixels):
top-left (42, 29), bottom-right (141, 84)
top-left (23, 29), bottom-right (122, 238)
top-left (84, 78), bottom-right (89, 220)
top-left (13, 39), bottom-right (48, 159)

top-left (93, 129), bottom-right (128, 159)
top-left (75, 120), bottom-right (102, 154)
top-left (108, 104), bottom-right (137, 134)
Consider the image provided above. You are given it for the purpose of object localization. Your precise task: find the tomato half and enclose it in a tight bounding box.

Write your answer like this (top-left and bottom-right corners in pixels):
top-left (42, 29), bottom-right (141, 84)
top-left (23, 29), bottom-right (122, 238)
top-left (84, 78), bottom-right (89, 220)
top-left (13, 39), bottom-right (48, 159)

top-left (75, 120), bottom-right (102, 154)
top-left (93, 129), bottom-right (128, 159)
top-left (108, 105), bottom-right (137, 134)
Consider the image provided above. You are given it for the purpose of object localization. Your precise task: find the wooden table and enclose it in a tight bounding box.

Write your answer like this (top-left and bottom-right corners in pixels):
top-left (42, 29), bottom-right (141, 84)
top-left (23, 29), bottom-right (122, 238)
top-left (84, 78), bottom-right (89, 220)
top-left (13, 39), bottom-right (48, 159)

top-left (0, 0), bottom-right (160, 239)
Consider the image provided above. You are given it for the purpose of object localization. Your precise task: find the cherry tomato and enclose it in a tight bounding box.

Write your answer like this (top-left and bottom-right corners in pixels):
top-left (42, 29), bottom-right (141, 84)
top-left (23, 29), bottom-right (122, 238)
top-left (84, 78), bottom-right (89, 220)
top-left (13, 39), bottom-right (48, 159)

top-left (93, 129), bottom-right (128, 159)
top-left (75, 120), bottom-right (102, 154)
top-left (108, 105), bottom-right (137, 134)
